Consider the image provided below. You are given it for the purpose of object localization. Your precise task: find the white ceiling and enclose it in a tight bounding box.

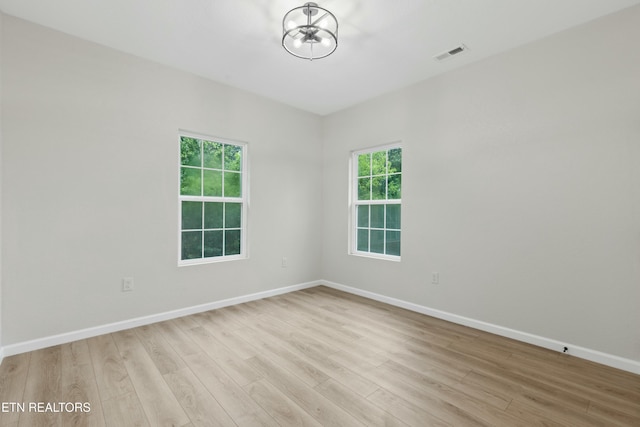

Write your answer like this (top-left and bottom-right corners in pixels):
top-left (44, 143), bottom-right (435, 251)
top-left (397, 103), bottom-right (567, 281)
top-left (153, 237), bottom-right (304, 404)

top-left (1, 0), bottom-right (639, 115)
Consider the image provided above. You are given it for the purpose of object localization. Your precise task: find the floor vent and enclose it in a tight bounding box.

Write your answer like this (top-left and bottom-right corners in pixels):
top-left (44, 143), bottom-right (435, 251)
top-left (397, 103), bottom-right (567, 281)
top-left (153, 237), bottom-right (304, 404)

top-left (434, 44), bottom-right (468, 62)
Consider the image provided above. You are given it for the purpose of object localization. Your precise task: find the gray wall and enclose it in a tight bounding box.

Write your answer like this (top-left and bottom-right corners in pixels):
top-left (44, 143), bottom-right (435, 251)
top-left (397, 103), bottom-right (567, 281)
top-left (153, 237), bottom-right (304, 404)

top-left (321, 7), bottom-right (640, 361)
top-left (1, 15), bottom-right (323, 345)
top-left (0, 11), bottom-right (3, 356)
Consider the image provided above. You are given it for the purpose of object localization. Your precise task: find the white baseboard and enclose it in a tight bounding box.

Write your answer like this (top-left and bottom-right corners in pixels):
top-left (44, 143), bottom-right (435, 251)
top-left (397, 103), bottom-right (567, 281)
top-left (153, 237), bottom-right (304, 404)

top-left (2, 278), bottom-right (638, 375)
top-left (1, 280), bottom-right (321, 359)
top-left (321, 280), bottom-right (640, 375)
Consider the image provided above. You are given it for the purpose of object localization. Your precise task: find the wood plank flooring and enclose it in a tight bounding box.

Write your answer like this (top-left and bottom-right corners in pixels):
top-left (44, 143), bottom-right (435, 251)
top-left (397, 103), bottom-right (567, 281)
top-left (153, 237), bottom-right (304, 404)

top-left (1, 285), bottom-right (639, 426)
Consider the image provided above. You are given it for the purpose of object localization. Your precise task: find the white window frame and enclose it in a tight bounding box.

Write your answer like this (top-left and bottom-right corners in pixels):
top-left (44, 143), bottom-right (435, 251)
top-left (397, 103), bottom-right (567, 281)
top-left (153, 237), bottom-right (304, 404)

top-left (349, 143), bottom-right (402, 261)
top-left (178, 131), bottom-right (249, 266)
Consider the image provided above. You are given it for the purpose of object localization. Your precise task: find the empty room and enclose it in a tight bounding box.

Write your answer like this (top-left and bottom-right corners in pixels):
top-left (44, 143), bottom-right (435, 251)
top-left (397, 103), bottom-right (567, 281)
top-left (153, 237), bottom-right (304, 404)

top-left (0, 0), bottom-right (639, 426)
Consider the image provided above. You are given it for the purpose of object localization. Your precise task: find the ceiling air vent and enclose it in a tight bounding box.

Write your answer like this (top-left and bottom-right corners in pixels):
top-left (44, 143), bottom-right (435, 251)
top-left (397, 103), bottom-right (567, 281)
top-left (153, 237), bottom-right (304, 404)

top-left (434, 44), bottom-right (468, 62)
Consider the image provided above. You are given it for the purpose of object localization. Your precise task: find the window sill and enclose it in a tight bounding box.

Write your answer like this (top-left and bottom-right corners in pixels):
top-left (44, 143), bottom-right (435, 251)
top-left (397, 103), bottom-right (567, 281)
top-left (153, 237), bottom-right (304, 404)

top-left (178, 254), bottom-right (248, 267)
top-left (349, 251), bottom-right (401, 262)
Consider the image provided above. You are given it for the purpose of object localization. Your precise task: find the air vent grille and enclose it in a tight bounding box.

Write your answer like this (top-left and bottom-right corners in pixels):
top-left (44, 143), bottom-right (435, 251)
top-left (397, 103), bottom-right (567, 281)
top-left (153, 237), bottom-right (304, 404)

top-left (434, 44), bottom-right (468, 62)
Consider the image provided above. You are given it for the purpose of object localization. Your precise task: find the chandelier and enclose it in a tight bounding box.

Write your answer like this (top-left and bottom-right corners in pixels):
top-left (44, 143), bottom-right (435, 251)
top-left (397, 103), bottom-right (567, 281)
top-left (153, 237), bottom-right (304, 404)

top-left (282, 2), bottom-right (338, 60)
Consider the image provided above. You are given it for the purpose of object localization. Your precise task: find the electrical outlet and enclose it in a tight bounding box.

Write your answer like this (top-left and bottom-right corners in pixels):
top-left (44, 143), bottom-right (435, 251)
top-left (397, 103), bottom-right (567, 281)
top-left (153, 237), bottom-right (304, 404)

top-left (281, 257), bottom-right (288, 268)
top-left (431, 272), bottom-right (439, 285)
top-left (122, 277), bottom-right (134, 292)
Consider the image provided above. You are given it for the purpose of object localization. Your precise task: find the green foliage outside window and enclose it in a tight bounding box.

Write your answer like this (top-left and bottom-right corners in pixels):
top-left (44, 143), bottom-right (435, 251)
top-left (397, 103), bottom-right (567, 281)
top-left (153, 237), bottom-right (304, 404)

top-left (180, 136), bottom-right (244, 262)
top-left (180, 137), bottom-right (242, 198)
top-left (357, 147), bottom-right (401, 201)
top-left (355, 146), bottom-right (402, 257)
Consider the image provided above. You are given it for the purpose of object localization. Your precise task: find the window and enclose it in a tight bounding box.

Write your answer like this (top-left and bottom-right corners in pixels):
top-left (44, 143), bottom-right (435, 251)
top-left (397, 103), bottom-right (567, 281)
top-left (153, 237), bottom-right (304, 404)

top-left (179, 133), bottom-right (247, 265)
top-left (351, 145), bottom-right (402, 260)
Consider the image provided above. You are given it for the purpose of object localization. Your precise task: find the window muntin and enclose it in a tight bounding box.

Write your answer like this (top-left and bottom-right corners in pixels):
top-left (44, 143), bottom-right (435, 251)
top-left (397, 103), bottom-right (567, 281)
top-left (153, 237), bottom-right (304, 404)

top-left (352, 145), bottom-right (402, 259)
top-left (179, 134), bottom-right (247, 265)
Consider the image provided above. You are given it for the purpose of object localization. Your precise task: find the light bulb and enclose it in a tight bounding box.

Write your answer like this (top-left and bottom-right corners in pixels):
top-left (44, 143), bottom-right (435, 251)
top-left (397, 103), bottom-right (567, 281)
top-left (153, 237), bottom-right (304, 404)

top-left (287, 20), bottom-right (297, 30)
top-left (321, 37), bottom-right (331, 47)
top-left (293, 38), bottom-right (303, 49)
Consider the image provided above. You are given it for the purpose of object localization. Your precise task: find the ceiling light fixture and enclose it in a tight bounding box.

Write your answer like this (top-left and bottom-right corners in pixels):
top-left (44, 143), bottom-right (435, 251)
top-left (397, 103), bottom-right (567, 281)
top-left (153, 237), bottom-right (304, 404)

top-left (282, 2), bottom-right (338, 60)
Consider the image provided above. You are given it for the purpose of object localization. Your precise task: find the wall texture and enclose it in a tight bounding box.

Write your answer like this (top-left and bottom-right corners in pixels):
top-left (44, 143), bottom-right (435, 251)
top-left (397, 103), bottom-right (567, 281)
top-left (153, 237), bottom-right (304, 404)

top-left (1, 15), bottom-right (323, 345)
top-left (0, 11), bottom-right (3, 359)
top-left (321, 7), bottom-right (640, 362)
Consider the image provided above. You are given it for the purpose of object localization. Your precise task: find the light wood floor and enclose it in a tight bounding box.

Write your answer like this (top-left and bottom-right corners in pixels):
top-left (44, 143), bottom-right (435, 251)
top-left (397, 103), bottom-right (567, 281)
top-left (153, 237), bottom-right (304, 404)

top-left (1, 286), bottom-right (639, 427)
